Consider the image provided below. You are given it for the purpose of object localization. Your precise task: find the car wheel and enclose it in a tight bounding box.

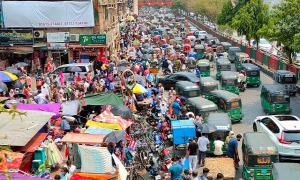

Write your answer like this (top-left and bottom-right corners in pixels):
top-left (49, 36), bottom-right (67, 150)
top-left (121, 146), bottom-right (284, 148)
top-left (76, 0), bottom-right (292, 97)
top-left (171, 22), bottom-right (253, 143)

top-left (253, 123), bottom-right (257, 132)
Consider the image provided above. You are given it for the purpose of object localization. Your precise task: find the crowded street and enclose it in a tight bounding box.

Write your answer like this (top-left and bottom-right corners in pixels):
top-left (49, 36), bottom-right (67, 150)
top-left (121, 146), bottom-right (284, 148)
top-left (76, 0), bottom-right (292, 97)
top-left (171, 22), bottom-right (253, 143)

top-left (1, 1), bottom-right (300, 180)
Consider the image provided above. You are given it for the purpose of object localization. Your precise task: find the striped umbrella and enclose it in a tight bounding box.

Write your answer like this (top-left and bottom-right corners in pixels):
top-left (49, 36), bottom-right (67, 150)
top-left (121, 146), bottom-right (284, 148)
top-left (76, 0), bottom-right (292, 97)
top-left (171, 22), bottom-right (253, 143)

top-left (0, 71), bottom-right (18, 82)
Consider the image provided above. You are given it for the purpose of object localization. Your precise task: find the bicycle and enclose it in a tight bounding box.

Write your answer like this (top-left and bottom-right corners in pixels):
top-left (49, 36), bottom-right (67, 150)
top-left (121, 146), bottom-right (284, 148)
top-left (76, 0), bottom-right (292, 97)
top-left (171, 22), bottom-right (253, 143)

top-left (125, 163), bottom-right (144, 180)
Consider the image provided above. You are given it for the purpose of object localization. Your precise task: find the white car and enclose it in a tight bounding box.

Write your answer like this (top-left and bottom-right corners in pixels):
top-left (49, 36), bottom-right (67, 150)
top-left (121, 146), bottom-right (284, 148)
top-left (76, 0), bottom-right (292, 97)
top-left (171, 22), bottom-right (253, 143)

top-left (189, 26), bottom-right (197, 33)
top-left (259, 38), bottom-right (272, 52)
top-left (253, 115), bottom-right (300, 160)
top-left (198, 31), bottom-right (207, 40)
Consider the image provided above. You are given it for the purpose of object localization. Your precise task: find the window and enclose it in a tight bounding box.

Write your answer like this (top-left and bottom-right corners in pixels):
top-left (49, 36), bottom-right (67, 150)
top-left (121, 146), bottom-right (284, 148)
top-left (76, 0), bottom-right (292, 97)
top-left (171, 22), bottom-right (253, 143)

top-left (283, 131), bottom-right (300, 142)
top-left (167, 75), bottom-right (177, 80)
top-left (266, 120), bottom-right (279, 133)
top-left (219, 99), bottom-right (226, 110)
top-left (177, 76), bottom-right (188, 81)
top-left (261, 118), bottom-right (271, 126)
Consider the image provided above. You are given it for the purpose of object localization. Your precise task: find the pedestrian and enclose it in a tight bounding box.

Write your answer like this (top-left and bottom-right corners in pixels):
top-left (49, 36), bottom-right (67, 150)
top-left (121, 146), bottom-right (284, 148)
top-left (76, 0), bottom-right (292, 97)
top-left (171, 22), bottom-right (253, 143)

top-left (199, 168), bottom-right (210, 180)
top-left (182, 169), bottom-right (192, 180)
top-left (166, 157), bottom-right (182, 180)
top-left (60, 167), bottom-right (70, 180)
top-left (54, 175), bottom-right (60, 180)
top-left (215, 173), bottom-right (224, 180)
top-left (214, 135), bottom-right (224, 157)
top-left (60, 117), bottom-right (71, 134)
top-left (172, 99), bottom-right (181, 119)
top-left (25, 74), bottom-right (32, 87)
top-left (226, 134), bottom-right (242, 167)
top-left (176, 155), bottom-right (184, 170)
top-left (185, 137), bottom-right (198, 171)
top-left (64, 160), bottom-right (77, 175)
top-left (197, 133), bottom-right (209, 167)
top-left (158, 83), bottom-right (164, 97)
top-left (225, 131), bottom-right (235, 144)
top-left (191, 170), bottom-right (198, 180)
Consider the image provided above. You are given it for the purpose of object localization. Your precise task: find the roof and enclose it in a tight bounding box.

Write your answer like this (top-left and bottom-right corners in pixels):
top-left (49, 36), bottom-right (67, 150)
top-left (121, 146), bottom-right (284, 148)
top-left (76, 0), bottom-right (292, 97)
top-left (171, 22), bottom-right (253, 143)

top-left (171, 120), bottom-right (195, 127)
top-left (194, 44), bottom-right (204, 48)
top-left (244, 132), bottom-right (278, 154)
top-left (61, 133), bottom-right (106, 144)
top-left (187, 97), bottom-right (218, 111)
top-left (236, 52), bottom-right (249, 57)
top-left (220, 42), bottom-right (231, 46)
top-left (200, 77), bottom-right (218, 85)
top-left (275, 70), bottom-right (296, 75)
top-left (220, 71), bottom-right (238, 79)
top-left (241, 63), bottom-right (260, 70)
top-left (84, 92), bottom-right (124, 106)
top-left (0, 110), bottom-right (54, 146)
top-left (197, 60), bottom-right (210, 65)
top-left (273, 163), bottom-right (300, 180)
top-left (209, 90), bottom-right (241, 102)
top-left (59, 63), bottom-right (92, 67)
top-left (12, 133), bottom-right (48, 152)
top-left (261, 84), bottom-right (287, 94)
top-left (173, 72), bottom-right (199, 79)
top-left (176, 81), bottom-right (199, 90)
top-left (229, 46), bottom-right (241, 50)
top-left (217, 58), bottom-right (230, 64)
top-left (206, 113), bottom-right (232, 128)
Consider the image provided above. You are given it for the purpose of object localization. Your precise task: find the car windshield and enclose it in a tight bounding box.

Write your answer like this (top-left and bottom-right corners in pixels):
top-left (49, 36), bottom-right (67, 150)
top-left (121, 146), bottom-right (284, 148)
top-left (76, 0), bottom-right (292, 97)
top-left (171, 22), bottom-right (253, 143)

top-left (282, 77), bottom-right (297, 84)
top-left (246, 71), bottom-right (260, 77)
top-left (260, 39), bottom-right (269, 44)
top-left (230, 101), bottom-right (240, 110)
top-left (199, 32), bottom-right (206, 34)
top-left (283, 131), bottom-right (300, 142)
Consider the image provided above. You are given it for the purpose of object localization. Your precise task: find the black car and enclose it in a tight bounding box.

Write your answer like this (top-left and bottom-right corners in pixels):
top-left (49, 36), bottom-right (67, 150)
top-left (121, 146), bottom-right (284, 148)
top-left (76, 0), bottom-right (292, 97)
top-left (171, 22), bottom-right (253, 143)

top-left (159, 72), bottom-right (200, 89)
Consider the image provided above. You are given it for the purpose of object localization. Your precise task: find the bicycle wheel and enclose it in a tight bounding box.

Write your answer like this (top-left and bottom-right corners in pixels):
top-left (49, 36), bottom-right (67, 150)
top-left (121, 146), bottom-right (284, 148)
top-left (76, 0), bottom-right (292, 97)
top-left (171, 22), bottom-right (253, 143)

top-left (132, 174), bottom-right (144, 180)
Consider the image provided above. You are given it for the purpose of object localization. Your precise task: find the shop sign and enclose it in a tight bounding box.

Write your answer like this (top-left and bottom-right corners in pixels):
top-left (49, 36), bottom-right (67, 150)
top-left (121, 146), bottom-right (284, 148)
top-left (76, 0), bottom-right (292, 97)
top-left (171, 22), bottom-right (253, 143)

top-left (80, 34), bottom-right (108, 45)
top-left (0, 29), bottom-right (33, 45)
top-left (47, 43), bottom-right (69, 50)
top-left (47, 32), bottom-right (70, 43)
top-left (0, 46), bottom-right (33, 52)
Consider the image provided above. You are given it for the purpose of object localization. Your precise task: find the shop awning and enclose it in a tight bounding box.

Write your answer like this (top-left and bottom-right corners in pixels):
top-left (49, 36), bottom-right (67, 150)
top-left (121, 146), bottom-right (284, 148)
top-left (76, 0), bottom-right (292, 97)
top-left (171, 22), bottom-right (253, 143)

top-left (69, 44), bottom-right (108, 49)
top-left (0, 110), bottom-right (55, 146)
top-left (61, 133), bottom-right (106, 144)
top-left (33, 43), bottom-right (47, 48)
top-left (12, 133), bottom-right (48, 153)
top-left (84, 92), bottom-right (124, 106)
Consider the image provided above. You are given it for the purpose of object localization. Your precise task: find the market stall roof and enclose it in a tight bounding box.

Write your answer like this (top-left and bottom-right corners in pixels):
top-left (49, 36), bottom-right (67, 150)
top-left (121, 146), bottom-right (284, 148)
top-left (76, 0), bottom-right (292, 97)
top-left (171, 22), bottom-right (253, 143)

top-left (0, 110), bottom-right (54, 146)
top-left (12, 133), bottom-right (48, 153)
top-left (16, 103), bottom-right (62, 114)
top-left (0, 172), bottom-right (47, 180)
top-left (61, 133), bottom-right (106, 144)
top-left (84, 92), bottom-right (124, 106)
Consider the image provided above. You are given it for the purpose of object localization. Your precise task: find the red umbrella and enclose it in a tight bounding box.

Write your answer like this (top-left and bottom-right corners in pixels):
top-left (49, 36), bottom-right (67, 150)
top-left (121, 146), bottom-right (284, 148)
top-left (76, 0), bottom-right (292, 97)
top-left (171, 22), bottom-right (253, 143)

top-left (184, 38), bottom-right (191, 44)
top-left (187, 32), bottom-right (194, 36)
top-left (183, 44), bottom-right (191, 51)
top-left (153, 36), bottom-right (159, 42)
top-left (161, 39), bottom-right (167, 44)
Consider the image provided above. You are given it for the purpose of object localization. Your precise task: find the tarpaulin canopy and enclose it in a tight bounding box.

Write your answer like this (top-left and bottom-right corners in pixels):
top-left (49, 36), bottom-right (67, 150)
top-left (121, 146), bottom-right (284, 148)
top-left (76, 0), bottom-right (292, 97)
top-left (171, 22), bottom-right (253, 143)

top-left (0, 150), bottom-right (24, 172)
top-left (85, 126), bottom-right (114, 135)
top-left (70, 172), bottom-right (118, 180)
top-left (86, 120), bottom-right (122, 130)
top-left (62, 100), bottom-right (79, 116)
top-left (60, 133), bottom-right (106, 144)
top-left (84, 92), bottom-right (124, 106)
top-left (0, 173), bottom-right (47, 180)
top-left (16, 103), bottom-right (61, 115)
top-left (93, 109), bottom-right (133, 130)
top-left (12, 133), bottom-right (48, 153)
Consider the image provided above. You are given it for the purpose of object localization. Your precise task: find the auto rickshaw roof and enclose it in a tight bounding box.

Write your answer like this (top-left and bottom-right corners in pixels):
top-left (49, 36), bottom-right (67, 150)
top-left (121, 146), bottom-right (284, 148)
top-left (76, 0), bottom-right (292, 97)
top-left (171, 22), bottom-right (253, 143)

top-left (262, 84), bottom-right (289, 95)
top-left (243, 132), bottom-right (278, 155)
top-left (220, 42), bottom-right (231, 46)
top-left (194, 45), bottom-right (204, 49)
top-left (217, 58), bottom-right (230, 64)
top-left (200, 77), bottom-right (218, 85)
top-left (206, 113), bottom-right (232, 129)
top-left (187, 97), bottom-right (218, 111)
top-left (236, 52), bottom-right (249, 57)
top-left (175, 37), bottom-right (182, 40)
top-left (272, 163), bottom-right (300, 180)
top-left (176, 81), bottom-right (200, 90)
top-left (197, 59), bottom-right (210, 65)
top-left (220, 71), bottom-right (238, 79)
top-left (209, 90), bottom-right (241, 102)
top-left (275, 70), bottom-right (296, 76)
top-left (229, 46), bottom-right (241, 51)
top-left (241, 63), bottom-right (260, 70)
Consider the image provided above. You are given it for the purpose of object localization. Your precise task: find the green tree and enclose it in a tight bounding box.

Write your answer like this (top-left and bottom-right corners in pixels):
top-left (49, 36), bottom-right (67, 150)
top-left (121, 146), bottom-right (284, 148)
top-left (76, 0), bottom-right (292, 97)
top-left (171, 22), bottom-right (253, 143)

top-left (259, 0), bottom-right (300, 64)
top-left (231, 0), bottom-right (269, 46)
top-left (217, 0), bottom-right (235, 25)
top-left (171, 0), bottom-right (186, 12)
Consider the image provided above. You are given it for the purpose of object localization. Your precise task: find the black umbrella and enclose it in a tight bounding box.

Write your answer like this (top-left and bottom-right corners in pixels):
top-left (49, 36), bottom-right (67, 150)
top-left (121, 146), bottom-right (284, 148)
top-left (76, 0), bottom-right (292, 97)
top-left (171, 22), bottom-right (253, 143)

top-left (67, 66), bottom-right (82, 72)
top-left (117, 66), bottom-right (129, 72)
top-left (142, 54), bottom-right (152, 61)
top-left (14, 62), bottom-right (28, 68)
top-left (0, 82), bottom-right (8, 92)
top-left (13, 91), bottom-right (26, 98)
top-left (6, 67), bottom-right (22, 77)
top-left (197, 123), bottom-right (217, 134)
top-left (111, 105), bottom-right (132, 119)
top-left (137, 51), bottom-right (143, 58)
top-left (142, 43), bottom-right (151, 49)
top-left (103, 130), bottom-right (127, 143)
top-left (133, 73), bottom-right (145, 81)
top-left (117, 60), bottom-right (129, 67)
top-left (14, 79), bottom-right (23, 89)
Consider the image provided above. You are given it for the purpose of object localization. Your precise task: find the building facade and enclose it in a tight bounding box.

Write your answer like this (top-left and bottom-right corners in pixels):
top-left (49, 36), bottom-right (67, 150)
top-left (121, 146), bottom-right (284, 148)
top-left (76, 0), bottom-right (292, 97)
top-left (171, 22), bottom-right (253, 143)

top-left (0, 0), bottom-right (128, 73)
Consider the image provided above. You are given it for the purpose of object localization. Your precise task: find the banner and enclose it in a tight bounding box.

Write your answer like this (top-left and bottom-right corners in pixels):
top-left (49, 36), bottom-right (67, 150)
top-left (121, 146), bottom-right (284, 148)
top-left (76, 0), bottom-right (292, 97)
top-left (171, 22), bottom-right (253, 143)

top-left (47, 32), bottom-right (70, 43)
top-left (47, 43), bottom-right (69, 50)
top-left (2, 1), bottom-right (95, 28)
top-left (80, 34), bottom-right (108, 45)
top-left (0, 29), bottom-right (33, 45)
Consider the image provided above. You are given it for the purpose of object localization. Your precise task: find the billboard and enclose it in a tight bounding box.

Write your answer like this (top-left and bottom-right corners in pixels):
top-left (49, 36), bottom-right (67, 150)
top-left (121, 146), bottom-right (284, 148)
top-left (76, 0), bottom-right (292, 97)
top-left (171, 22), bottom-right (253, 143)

top-left (80, 34), bottom-right (108, 45)
top-left (47, 32), bottom-right (70, 43)
top-left (1, 1), bottom-right (95, 28)
top-left (0, 29), bottom-right (33, 45)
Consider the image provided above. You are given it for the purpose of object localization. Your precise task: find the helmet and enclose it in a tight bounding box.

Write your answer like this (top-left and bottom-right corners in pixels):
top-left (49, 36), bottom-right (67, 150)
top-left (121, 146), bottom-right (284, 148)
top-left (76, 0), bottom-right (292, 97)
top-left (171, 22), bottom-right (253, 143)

top-left (241, 70), bottom-right (245, 75)
top-left (161, 165), bottom-right (168, 171)
top-left (149, 169), bottom-right (156, 175)
top-left (125, 135), bottom-right (131, 141)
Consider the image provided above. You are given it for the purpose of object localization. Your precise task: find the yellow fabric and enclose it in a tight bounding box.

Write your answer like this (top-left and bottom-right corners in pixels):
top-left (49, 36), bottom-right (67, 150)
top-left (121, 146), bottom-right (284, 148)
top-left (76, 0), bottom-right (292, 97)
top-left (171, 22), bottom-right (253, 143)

top-left (86, 120), bottom-right (122, 130)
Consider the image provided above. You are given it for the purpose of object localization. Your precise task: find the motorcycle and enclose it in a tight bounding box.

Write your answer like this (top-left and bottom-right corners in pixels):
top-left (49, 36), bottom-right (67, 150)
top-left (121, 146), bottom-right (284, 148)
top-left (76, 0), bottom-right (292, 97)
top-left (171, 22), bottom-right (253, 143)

top-left (238, 80), bottom-right (247, 92)
top-left (146, 155), bottom-right (162, 180)
top-left (162, 67), bottom-right (172, 75)
top-left (147, 105), bottom-right (163, 126)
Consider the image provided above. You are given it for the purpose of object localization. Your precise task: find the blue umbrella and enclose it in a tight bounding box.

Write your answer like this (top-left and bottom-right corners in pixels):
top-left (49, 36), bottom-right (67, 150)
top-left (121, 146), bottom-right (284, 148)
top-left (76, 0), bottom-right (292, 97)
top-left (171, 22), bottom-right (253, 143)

top-left (0, 71), bottom-right (18, 82)
top-left (0, 88), bottom-right (3, 92)
top-left (162, 44), bottom-right (169, 48)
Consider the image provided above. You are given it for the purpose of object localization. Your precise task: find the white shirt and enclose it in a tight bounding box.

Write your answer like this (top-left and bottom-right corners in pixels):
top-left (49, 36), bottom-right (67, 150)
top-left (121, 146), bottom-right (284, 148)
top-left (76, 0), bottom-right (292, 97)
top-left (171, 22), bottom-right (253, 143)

top-left (64, 164), bottom-right (76, 175)
top-left (214, 140), bottom-right (224, 155)
top-left (223, 52), bottom-right (228, 58)
top-left (84, 82), bottom-right (90, 93)
top-left (197, 136), bottom-right (210, 152)
top-left (41, 86), bottom-right (49, 97)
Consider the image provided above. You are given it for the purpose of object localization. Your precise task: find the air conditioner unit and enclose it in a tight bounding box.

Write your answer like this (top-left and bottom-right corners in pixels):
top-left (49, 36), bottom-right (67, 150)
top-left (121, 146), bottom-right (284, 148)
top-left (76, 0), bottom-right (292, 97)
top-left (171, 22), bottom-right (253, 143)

top-left (70, 34), bottom-right (79, 42)
top-left (34, 31), bottom-right (44, 38)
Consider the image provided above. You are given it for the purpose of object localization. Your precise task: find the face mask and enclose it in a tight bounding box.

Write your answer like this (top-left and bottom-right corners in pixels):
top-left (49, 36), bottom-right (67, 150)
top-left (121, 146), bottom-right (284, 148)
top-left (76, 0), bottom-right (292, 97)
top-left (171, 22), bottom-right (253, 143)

top-left (205, 173), bottom-right (209, 177)
top-left (231, 135), bottom-right (234, 138)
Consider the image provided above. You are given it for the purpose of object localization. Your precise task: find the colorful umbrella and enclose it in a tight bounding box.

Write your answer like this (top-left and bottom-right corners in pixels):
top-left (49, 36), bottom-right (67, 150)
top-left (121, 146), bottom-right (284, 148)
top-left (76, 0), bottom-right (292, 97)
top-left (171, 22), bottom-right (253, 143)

top-left (129, 16), bottom-right (135, 21)
top-left (184, 38), bottom-right (191, 44)
top-left (132, 83), bottom-right (147, 94)
top-left (111, 105), bottom-right (132, 119)
top-left (0, 71), bottom-right (18, 82)
top-left (162, 44), bottom-right (169, 48)
top-left (183, 44), bottom-right (191, 51)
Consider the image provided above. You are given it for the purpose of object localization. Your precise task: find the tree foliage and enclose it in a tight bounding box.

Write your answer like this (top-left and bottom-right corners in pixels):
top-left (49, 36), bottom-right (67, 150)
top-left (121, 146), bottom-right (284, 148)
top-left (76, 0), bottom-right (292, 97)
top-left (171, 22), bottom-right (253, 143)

top-left (259, 0), bottom-right (300, 63)
top-left (217, 0), bottom-right (235, 25)
top-left (231, 0), bottom-right (269, 46)
top-left (171, 0), bottom-right (186, 12)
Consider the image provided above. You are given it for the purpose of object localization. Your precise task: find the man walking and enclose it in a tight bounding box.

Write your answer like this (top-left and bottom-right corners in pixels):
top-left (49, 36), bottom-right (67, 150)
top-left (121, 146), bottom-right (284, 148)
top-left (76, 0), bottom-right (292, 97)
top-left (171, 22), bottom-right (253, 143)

top-left (185, 137), bottom-right (198, 171)
top-left (226, 134), bottom-right (242, 167)
top-left (166, 157), bottom-right (182, 180)
top-left (197, 133), bottom-right (209, 167)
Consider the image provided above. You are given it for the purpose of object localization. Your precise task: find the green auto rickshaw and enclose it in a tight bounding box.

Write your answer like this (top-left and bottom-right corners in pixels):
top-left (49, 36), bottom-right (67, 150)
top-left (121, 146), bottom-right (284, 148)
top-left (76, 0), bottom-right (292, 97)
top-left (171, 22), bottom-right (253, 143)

top-left (219, 71), bottom-right (239, 94)
top-left (174, 37), bottom-right (183, 46)
top-left (272, 163), bottom-right (300, 180)
top-left (242, 132), bottom-right (279, 180)
top-left (199, 77), bottom-right (218, 98)
top-left (194, 45), bottom-right (205, 59)
top-left (260, 84), bottom-right (292, 114)
top-left (197, 59), bottom-right (210, 77)
top-left (220, 42), bottom-right (232, 52)
top-left (240, 64), bottom-right (261, 86)
top-left (235, 52), bottom-right (250, 71)
top-left (208, 90), bottom-right (244, 122)
top-left (206, 113), bottom-right (232, 154)
top-left (216, 58), bottom-right (231, 80)
top-left (239, 58), bottom-right (253, 71)
top-left (186, 97), bottom-right (218, 123)
top-left (228, 47), bottom-right (241, 63)
top-left (175, 81), bottom-right (201, 99)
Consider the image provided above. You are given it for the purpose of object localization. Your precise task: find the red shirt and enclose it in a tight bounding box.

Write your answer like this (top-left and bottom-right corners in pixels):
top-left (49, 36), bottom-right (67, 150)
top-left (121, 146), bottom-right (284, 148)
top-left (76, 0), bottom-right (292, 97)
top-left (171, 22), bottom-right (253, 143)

top-left (24, 88), bottom-right (30, 99)
top-left (77, 76), bottom-right (82, 81)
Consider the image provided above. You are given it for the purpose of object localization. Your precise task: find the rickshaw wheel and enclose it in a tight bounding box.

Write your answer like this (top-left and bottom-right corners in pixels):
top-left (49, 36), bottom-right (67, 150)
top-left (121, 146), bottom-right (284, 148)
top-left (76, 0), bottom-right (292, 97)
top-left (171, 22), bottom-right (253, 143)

top-left (253, 123), bottom-right (257, 132)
